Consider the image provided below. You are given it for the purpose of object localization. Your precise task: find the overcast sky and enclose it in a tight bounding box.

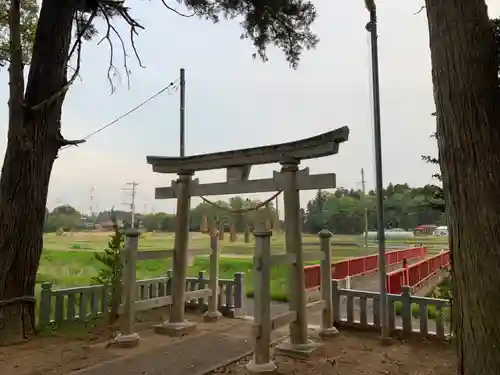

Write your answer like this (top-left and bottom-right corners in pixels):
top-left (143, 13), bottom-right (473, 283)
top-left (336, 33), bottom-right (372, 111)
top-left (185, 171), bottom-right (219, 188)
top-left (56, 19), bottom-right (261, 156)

top-left (0, 0), bottom-right (499, 215)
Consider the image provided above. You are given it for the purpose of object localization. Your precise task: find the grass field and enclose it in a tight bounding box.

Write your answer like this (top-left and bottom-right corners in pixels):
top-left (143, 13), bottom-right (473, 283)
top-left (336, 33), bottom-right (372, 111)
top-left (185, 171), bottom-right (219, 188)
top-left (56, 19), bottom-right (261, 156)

top-left (39, 231), bottom-right (448, 290)
top-left (34, 231), bottom-right (450, 324)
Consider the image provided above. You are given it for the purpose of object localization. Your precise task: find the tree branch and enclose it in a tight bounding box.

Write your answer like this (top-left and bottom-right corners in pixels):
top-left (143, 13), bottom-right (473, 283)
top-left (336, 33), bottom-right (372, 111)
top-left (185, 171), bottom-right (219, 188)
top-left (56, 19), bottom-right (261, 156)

top-left (95, 1), bottom-right (145, 93)
top-left (56, 129), bottom-right (86, 147)
top-left (28, 9), bottom-right (98, 112)
top-left (414, 6), bottom-right (425, 15)
top-left (160, 0), bottom-right (195, 17)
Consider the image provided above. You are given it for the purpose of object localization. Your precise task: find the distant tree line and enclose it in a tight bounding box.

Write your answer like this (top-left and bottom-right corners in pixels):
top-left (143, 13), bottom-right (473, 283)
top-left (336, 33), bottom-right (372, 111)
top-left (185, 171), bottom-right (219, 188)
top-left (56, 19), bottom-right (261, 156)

top-left (303, 184), bottom-right (445, 234)
top-left (45, 183), bottom-right (445, 235)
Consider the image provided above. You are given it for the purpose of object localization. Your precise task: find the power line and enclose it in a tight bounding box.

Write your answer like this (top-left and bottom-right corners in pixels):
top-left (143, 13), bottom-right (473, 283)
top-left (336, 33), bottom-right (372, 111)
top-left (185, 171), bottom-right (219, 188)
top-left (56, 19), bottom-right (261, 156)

top-left (61, 79), bottom-right (180, 151)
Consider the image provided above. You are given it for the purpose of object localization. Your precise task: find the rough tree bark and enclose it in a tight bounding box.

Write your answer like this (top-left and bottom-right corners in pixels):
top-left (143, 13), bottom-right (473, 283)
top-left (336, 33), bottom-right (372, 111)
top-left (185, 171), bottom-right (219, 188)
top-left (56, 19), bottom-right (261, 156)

top-left (0, 0), bottom-right (75, 345)
top-left (425, 1), bottom-right (500, 374)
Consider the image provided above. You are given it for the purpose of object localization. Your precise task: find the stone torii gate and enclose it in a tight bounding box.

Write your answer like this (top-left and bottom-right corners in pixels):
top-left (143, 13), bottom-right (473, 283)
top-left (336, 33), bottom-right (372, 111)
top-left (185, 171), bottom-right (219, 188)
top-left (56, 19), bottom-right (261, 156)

top-left (146, 126), bottom-right (349, 343)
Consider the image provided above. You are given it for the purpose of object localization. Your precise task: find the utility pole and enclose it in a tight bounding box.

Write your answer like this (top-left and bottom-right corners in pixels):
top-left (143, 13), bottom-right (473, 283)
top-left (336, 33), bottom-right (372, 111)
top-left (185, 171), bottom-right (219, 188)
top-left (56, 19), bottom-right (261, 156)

top-left (180, 68), bottom-right (186, 157)
top-left (89, 186), bottom-right (95, 218)
top-left (361, 168), bottom-right (369, 251)
top-left (365, 0), bottom-right (389, 340)
top-left (122, 182), bottom-right (139, 228)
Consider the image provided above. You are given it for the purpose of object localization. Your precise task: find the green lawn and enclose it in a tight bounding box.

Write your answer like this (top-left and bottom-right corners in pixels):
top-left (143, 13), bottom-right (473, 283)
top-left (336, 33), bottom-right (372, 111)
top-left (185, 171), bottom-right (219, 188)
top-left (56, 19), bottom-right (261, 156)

top-left (35, 232), bottom-right (449, 329)
top-left (38, 231), bottom-right (448, 295)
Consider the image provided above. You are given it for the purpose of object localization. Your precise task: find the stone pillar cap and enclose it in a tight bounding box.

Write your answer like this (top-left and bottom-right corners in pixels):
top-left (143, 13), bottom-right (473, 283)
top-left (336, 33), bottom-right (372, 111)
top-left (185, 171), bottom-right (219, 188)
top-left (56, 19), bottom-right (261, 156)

top-left (318, 229), bottom-right (332, 238)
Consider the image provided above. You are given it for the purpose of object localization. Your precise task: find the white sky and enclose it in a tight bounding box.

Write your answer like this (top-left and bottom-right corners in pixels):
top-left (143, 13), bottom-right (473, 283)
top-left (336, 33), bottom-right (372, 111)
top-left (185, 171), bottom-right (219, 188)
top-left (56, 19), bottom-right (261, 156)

top-left (1, 0), bottom-right (499, 214)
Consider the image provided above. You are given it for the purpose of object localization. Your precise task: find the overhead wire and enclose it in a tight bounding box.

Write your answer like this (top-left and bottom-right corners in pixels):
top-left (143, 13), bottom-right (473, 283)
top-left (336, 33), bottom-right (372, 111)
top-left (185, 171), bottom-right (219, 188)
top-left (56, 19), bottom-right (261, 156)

top-left (60, 79), bottom-right (180, 151)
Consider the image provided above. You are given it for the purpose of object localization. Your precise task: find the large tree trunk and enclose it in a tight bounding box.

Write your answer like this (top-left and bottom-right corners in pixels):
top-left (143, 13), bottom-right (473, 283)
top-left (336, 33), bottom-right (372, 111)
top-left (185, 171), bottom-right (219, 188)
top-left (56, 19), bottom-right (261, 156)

top-left (0, 0), bottom-right (75, 345)
top-left (425, 1), bottom-right (500, 374)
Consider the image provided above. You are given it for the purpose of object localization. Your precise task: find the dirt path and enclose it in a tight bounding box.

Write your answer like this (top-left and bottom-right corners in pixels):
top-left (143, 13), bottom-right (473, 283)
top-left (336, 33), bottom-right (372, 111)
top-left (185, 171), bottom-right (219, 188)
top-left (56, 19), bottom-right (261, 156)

top-left (210, 330), bottom-right (456, 375)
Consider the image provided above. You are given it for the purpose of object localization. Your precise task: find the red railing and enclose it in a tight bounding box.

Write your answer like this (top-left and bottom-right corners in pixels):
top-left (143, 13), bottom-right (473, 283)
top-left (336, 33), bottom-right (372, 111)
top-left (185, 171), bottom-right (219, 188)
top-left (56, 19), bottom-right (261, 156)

top-left (386, 251), bottom-right (450, 294)
top-left (304, 246), bottom-right (428, 291)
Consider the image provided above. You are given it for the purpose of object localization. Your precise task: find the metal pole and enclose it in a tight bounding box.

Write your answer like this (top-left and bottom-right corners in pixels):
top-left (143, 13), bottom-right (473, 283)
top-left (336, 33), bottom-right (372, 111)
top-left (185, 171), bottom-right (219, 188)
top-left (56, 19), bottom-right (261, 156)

top-left (365, 1), bottom-right (388, 339)
top-left (361, 168), bottom-right (369, 251)
top-left (180, 68), bottom-right (186, 157)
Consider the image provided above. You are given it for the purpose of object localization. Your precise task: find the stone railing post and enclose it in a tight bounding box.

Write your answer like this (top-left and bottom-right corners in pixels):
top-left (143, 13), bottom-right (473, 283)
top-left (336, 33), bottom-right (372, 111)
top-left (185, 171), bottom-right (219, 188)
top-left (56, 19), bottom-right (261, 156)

top-left (38, 282), bottom-right (53, 330)
top-left (331, 279), bottom-right (341, 325)
top-left (246, 223), bottom-right (276, 375)
top-left (234, 272), bottom-right (246, 317)
top-left (110, 228), bottom-right (140, 348)
top-left (345, 276), bottom-right (352, 290)
top-left (401, 286), bottom-right (412, 335)
top-left (155, 172), bottom-right (197, 336)
top-left (318, 229), bottom-right (338, 337)
top-left (166, 269), bottom-right (173, 295)
top-left (204, 233), bottom-right (222, 322)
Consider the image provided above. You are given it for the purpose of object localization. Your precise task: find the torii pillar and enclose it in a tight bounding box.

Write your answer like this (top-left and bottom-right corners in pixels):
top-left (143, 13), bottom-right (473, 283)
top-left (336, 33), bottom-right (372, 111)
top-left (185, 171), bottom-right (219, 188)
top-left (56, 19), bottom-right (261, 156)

top-left (274, 161), bottom-right (316, 356)
top-left (154, 171), bottom-right (197, 336)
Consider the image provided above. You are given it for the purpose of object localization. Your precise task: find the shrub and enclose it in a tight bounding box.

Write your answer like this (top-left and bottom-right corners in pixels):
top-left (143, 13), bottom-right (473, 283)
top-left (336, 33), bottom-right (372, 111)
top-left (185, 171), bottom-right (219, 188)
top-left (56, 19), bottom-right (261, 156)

top-left (92, 210), bottom-right (124, 327)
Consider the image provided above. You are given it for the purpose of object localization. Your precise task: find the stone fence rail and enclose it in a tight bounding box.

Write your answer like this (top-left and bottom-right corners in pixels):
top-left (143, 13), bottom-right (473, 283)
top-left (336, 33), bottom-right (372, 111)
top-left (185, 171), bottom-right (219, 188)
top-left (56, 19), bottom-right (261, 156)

top-left (38, 271), bottom-right (245, 329)
top-left (333, 281), bottom-right (451, 338)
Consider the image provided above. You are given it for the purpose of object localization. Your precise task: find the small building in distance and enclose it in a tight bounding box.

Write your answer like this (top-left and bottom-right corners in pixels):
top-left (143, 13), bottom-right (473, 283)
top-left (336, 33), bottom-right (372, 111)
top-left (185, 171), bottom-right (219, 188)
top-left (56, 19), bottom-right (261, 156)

top-left (414, 224), bottom-right (437, 235)
top-left (433, 226), bottom-right (448, 237)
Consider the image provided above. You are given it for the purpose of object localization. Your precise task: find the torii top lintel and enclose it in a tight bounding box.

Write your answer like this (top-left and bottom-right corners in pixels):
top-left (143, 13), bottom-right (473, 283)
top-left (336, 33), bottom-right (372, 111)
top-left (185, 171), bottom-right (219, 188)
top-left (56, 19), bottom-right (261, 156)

top-left (146, 126), bottom-right (349, 175)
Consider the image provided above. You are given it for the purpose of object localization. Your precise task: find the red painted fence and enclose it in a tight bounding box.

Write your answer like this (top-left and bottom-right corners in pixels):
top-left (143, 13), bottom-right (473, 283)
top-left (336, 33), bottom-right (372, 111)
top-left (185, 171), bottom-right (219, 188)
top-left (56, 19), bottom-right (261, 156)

top-left (386, 251), bottom-right (450, 294)
top-left (304, 246), bottom-right (428, 291)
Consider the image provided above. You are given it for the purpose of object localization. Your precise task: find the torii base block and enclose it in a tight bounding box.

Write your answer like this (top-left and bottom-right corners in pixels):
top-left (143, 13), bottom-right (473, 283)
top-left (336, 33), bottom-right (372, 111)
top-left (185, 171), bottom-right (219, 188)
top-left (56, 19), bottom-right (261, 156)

top-left (274, 339), bottom-right (321, 360)
top-left (153, 321), bottom-right (197, 337)
top-left (245, 361), bottom-right (278, 375)
top-left (107, 332), bottom-right (140, 349)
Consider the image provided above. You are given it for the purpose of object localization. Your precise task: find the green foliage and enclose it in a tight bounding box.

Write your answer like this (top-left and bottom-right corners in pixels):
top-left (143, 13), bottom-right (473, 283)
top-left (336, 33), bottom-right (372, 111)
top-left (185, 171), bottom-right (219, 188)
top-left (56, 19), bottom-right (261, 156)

top-left (188, 0), bottom-right (319, 67)
top-left (77, 0), bottom-right (318, 69)
top-left (431, 277), bottom-right (452, 300)
top-left (92, 218), bottom-right (123, 286)
top-left (393, 300), bottom-right (450, 322)
top-left (393, 277), bottom-right (452, 324)
top-left (303, 184), bottom-right (446, 234)
top-left (43, 182), bottom-right (451, 236)
top-left (92, 211), bottom-right (124, 324)
top-left (0, 0), bottom-right (38, 66)
top-left (189, 197), bottom-right (278, 233)
top-left (44, 205), bottom-right (83, 232)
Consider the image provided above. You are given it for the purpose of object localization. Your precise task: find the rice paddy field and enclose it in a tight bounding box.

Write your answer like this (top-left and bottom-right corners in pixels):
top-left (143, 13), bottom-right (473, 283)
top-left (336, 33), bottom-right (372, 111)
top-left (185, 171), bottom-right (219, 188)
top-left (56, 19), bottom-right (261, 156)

top-left (39, 231), bottom-right (448, 289)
